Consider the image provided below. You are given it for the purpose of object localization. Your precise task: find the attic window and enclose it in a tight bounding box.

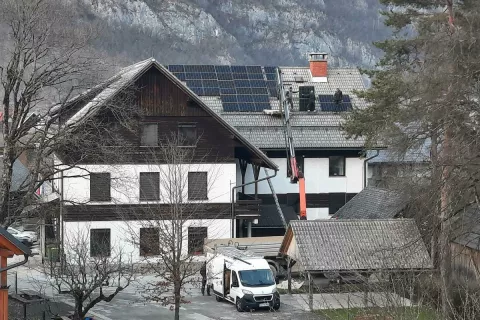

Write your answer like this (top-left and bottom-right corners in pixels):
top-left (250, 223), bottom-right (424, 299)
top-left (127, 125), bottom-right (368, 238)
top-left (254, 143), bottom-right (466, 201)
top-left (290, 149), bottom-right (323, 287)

top-left (178, 123), bottom-right (197, 146)
top-left (294, 76), bottom-right (305, 83)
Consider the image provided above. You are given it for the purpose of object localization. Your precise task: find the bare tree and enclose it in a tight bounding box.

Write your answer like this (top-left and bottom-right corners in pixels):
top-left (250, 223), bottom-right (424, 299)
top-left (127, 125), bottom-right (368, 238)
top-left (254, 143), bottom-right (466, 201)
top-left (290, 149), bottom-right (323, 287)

top-left (124, 134), bottom-right (227, 320)
top-left (0, 0), bottom-right (120, 227)
top-left (39, 225), bottom-right (135, 320)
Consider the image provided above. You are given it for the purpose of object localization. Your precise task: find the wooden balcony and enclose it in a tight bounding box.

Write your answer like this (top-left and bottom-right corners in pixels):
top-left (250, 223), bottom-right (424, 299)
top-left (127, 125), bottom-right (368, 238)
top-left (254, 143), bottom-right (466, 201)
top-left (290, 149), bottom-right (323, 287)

top-left (235, 193), bottom-right (262, 218)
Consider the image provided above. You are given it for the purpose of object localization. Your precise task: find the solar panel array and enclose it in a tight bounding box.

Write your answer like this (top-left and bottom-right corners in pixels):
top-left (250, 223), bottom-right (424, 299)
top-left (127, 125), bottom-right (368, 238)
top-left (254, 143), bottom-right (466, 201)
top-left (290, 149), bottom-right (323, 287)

top-left (318, 95), bottom-right (352, 112)
top-left (167, 65), bottom-right (278, 112)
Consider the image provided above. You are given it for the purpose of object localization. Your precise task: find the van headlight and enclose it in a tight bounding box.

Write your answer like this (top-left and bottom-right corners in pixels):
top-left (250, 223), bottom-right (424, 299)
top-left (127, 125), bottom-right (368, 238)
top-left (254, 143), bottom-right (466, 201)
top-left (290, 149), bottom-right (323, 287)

top-left (272, 287), bottom-right (277, 293)
top-left (242, 289), bottom-right (253, 295)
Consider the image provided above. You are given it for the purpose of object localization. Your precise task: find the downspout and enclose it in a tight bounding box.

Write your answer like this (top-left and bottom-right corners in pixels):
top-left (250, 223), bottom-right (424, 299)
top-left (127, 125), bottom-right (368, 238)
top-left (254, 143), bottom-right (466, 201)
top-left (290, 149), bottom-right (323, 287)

top-left (364, 150), bottom-right (379, 188)
top-left (0, 254), bottom-right (29, 272)
top-left (231, 168), bottom-right (278, 238)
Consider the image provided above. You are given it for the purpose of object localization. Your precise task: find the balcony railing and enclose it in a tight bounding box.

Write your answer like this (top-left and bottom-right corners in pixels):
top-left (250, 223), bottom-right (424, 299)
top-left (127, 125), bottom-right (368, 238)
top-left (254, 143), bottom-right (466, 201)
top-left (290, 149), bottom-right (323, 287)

top-left (235, 192), bottom-right (262, 217)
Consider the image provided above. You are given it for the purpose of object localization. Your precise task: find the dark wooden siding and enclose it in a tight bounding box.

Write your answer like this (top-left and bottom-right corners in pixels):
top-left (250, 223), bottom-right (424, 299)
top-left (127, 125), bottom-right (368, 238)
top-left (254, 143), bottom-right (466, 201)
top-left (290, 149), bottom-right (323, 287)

top-left (246, 193), bottom-right (357, 210)
top-left (451, 243), bottom-right (480, 284)
top-left (64, 203), bottom-right (231, 221)
top-left (136, 67), bottom-right (209, 117)
top-left (61, 66), bottom-right (241, 164)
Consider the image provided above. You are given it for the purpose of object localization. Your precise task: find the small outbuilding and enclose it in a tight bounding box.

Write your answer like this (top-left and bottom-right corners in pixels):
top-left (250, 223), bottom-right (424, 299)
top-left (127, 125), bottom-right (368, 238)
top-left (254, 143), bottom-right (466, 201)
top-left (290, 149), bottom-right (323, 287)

top-left (0, 226), bottom-right (32, 320)
top-left (280, 219), bottom-right (433, 309)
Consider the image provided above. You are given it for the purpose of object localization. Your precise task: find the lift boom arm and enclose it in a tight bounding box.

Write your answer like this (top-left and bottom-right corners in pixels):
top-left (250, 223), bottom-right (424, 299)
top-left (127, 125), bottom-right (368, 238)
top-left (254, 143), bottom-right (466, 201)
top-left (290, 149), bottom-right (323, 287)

top-left (276, 69), bottom-right (307, 220)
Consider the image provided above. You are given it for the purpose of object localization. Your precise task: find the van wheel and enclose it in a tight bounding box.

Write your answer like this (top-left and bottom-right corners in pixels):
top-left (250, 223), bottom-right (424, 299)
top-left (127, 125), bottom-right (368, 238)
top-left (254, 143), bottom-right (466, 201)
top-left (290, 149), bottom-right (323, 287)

top-left (215, 295), bottom-right (223, 302)
top-left (235, 298), bottom-right (244, 312)
top-left (269, 263), bottom-right (278, 279)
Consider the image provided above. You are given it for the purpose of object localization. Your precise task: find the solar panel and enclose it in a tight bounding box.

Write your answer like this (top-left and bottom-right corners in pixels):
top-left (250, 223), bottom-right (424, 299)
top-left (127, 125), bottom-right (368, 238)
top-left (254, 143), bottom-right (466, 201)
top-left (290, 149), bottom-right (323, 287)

top-left (185, 72), bottom-right (201, 80)
top-left (237, 87), bottom-right (252, 95)
top-left (201, 72), bottom-right (217, 80)
top-left (251, 87), bottom-right (268, 95)
top-left (264, 66), bottom-right (277, 74)
top-left (266, 73), bottom-right (276, 81)
top-left (221, 95), bottom-right (237, 103)
top-left (186, 80), bottom-right (202, 88)
top-left (217, 72), bottom-right (233, 80)
top-left (248, 73), bottom-right (264, 80)
top-left (173, 72), bottom-right (186, 81)
top-left (237, 95), bottom-right (253, 103)
top-left (318, 94), bottom-right (353, 112)
top-left (202, 80), bottom-right (218, 88)
top-left (246, 66), bottom-right (262, 74)
top-left (203, 87), bottom-right (220, 96)
top-left (191, 87), bottom-right (204, 95)
top-left (231, 66), bottom-right (247, 73)
top-left (234, 80), bottom-right (250, 88)
top-left (220, 88), bottom-right (236, 95)
top-left (167, 64), bottom-right (274, 112)
top-left (215, 65), bottom-right (231, 73)
top-left (232, 73), bottom-right (248, 80)
top-left (169, 65), bottom-right (184, 72)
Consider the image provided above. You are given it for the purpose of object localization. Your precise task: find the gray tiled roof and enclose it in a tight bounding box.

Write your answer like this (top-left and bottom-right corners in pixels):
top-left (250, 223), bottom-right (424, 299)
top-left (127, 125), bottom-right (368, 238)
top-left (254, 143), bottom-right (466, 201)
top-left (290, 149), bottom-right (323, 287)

top-left (334, 187), bottom-right (407, 219)
top-left (368, 139), bottom-right (431, 164)
top-left (236, 126), bottom-right (365, 149)
top-left (287, 219), bottom-right (432, 272)
top-left (197, 66), bottom-right (367, 150)
top-left (452, 207), bottom-right (480, 251)
top-left (280, 67), bottom-right (368, 109)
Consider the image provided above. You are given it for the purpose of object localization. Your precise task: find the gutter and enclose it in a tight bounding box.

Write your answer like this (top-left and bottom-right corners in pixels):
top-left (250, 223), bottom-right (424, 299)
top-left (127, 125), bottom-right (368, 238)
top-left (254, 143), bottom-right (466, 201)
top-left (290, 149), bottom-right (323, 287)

top-left (0, 254), bottom-right (29, 273)
top-left (231, 169), bottom-right (278, 237)
top-left (364, 150), bottom-right (379, 188)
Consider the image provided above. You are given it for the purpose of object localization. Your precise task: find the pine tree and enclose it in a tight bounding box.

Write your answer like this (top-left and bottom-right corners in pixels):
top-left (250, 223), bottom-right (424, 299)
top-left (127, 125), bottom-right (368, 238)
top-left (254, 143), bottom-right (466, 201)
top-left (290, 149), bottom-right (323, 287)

top-left (343, 1), bottom-right (480, 318)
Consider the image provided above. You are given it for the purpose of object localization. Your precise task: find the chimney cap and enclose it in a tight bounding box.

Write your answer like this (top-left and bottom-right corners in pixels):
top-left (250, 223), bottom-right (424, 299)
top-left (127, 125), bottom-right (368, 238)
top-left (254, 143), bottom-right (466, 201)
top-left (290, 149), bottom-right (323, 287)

top-left (308, 52), bottom-right (328, 61)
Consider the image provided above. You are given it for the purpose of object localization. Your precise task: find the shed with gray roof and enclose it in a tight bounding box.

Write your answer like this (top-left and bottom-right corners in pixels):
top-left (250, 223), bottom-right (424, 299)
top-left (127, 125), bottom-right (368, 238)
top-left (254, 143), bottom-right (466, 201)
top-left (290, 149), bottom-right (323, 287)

top-left (280, 219), bottom-right (432, 273)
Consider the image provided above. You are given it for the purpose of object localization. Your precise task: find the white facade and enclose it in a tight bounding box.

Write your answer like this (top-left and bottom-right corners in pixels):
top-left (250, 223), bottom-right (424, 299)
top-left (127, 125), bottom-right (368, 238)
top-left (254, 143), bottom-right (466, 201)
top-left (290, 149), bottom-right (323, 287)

top-left (61, 163), bottom-right (236, 205)
top-left (63, 219), bottom-right (231, 263)
top-left (236, 157), bottom-right (365, 220)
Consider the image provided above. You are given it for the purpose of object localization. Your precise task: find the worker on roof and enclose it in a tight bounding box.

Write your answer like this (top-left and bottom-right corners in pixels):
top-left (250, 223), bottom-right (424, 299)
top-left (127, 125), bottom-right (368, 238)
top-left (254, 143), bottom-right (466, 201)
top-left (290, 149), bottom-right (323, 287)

top-left (285, 86), bottom-right (297, 111)
top-left (334, 88), bottom-right (343, 105)
top-left (307, 90), bottom-right (316, 112)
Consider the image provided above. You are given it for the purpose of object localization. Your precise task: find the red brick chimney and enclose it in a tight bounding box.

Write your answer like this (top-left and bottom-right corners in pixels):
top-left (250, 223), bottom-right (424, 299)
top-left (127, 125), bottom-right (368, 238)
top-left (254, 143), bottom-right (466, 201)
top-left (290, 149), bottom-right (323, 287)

top-left (309, 53), bottom-right (328, 78)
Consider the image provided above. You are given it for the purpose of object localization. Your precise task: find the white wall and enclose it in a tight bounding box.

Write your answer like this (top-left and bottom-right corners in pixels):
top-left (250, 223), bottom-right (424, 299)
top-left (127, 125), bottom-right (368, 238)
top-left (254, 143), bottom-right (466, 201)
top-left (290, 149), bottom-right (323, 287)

top-left (307, 208), bottom-right (330, 220)
top-left (61, 163), bottom-right (236, 205)
top-left (63, 219), bottom-right (231, 262)
top-left (239, 157), bottom-right (364, 194)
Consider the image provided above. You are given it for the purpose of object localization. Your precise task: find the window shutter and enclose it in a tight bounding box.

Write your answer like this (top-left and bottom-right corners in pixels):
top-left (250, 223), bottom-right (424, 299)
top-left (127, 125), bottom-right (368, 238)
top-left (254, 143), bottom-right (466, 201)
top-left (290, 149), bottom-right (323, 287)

top-left (141, 124), bottom-right (159, 146)
top-left (188, 227), bottom-right (208, 255)
top-left (140, 228), bottom-right (160, 256)
top-left (188, 172), bottom-right (208, 200)
top-left (139, 172), bottom-right (160, 201)
top-left (90, 229), bottom-right (111, 257)
top-left (90, 173), bottom-right (111, 201)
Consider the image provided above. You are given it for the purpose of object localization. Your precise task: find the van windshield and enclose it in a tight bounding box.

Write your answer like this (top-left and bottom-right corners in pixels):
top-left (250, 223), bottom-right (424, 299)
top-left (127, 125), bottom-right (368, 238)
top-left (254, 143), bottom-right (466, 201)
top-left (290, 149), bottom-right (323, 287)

top-left (238, 269), bottom-right (275, 287)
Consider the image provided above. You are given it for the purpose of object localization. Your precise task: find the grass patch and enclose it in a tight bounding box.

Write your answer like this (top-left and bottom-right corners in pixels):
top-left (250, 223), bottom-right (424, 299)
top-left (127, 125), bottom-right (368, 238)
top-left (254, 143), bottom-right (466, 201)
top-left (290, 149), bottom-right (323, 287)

top-left (317, 307), bottom-right (438, 320)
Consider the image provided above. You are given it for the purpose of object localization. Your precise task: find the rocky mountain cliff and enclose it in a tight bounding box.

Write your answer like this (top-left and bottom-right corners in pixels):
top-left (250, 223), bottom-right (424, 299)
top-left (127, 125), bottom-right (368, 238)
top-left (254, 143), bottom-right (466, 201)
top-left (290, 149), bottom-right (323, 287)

top-left (80, 0), bottom-right (389, 67)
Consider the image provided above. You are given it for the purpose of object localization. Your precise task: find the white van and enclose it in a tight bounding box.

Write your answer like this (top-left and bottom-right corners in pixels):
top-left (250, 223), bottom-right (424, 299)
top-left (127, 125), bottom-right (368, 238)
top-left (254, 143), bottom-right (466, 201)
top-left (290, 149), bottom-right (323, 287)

top-left (206, 248), bottom-right (280, 312)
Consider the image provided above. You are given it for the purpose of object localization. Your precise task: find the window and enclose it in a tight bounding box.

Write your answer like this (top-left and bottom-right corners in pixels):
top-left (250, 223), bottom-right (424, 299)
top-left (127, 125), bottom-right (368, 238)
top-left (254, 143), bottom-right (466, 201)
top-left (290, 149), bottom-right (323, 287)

top-left (141, 123), bottom-right (158, 146)
top-left (90, 173), bottom-right (111, 202)
top-left (139, 228), bottom-right (160, 256)
top-left (188, 227), bottom-right (207, 255)
top-left (232, 271), bottom-right (239, 287)
top-left (329, 193), bottom-right (347, 215)
top-left (188, 172), bottom-right (208, 200)
top-left (90, 229), bottom-right (111, 257)
top-left (178, 123), bottom-right (197, 146)
top-left (139, 172), bottom-right (160, 201)
top-left (329, 156), bottom-right (345, 176)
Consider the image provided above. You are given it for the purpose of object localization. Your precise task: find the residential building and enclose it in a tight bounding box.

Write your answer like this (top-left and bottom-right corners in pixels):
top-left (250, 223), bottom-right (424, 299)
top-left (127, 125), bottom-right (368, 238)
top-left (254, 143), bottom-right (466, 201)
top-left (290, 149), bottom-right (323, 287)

top-left (53, 53), bottom-right (368, 259)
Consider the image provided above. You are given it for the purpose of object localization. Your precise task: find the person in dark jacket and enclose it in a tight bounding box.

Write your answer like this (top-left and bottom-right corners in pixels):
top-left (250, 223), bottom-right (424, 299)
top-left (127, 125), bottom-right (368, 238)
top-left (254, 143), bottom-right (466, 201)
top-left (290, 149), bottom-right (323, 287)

top-left (200, 262), bottom-right (210, 296)
top-left (333, 88), bottom-right (343, 105)
top-left (307, 90), bottom-right (316, 112)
